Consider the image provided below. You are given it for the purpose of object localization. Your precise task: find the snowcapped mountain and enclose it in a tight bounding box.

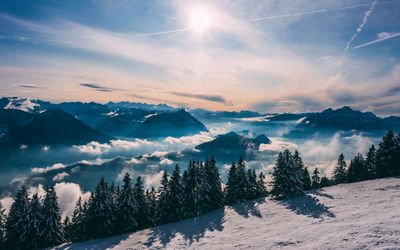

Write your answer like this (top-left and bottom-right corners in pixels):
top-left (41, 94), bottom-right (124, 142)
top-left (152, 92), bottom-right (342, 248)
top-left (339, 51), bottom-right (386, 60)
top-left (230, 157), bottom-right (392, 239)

top-left (0, 97), bottom-right (51, 113)
top-left (54, 177), bottom-right (400, 249)
top-left (133, 109), bottom-right (208, 138)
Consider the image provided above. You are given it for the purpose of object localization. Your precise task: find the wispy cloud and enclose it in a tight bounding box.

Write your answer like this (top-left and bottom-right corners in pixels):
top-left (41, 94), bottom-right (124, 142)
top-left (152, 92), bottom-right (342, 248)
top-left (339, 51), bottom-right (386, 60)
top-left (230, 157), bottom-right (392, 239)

top-left (79, 83), bottom-right (115, 92)
top-left (170, 92), bottom-right (227, 103)
top-left (353, 31), bottom-right (400, 49)
top-left (17, 84), bottom-right (43, 89)
top-left (345, 0), bottom-right (378, 50)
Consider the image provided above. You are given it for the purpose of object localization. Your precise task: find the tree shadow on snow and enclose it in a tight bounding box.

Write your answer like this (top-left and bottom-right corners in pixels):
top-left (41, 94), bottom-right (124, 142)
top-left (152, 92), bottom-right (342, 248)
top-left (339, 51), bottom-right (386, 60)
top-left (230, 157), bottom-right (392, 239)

top-left (230, 197), bottom-right (265, 218)
top-left (144, 207), bottom-right (225, 248)
top-left (280, 194), bottom-right (335, 219)
top-left (54, 233), bottom-right (131, 250)
top-left (310, 189), bottom-right (334, 199)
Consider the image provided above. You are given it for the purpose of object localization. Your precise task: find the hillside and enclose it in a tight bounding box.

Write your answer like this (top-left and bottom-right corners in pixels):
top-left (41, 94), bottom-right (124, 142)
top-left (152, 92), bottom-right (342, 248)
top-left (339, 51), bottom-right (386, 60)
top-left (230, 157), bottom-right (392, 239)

top-left (133, 109), bottom-right (208, 138)
top-left (55, 177), bottom-right (400, 249)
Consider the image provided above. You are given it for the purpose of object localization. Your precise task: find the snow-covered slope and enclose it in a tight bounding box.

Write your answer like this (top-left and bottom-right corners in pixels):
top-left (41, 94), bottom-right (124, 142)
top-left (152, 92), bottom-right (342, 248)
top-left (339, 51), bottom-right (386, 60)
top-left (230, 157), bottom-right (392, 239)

top-left (55, 177), bottom-right (400, 249)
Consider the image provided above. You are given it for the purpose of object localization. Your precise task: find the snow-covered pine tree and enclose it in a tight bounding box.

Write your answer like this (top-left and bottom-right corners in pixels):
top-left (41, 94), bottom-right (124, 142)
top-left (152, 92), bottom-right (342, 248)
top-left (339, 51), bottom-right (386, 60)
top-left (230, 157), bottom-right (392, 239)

top-left (365, 145), bottom-right (376, 179)
top-left (347, 153), bottom-right (367, 182)
top-left (155, 170), bottom-right (170, 224)
top-left (236, 156), bottom-right (248, 201)
top-left (271, 150), bottom-right (304, 198)
top-left (320, 176), bottom-right (332, 187)
top-left (168, 164), bottom-right (184, 222)
top-left (256, 172), bottom-right (267, 197)
top-left (40, 186), bottom-right (64, 248)
top-left (195, 160), bottom-right (210, 216)
top-left (87, 177), bottom-right (115, 238)
top-left (311, 167), bottom-right (321, 189)
top-left (71, 197), bottom-right (87, 242)
top-left (116, 172), bottom-right (138, 233)
top-left (205, 156), bottom-right (224, 210)
top-left (146, 187), bottom-right (157, 227)
top-left (225, 162), bottom-right (238, 204)
top-left (133, 176), bottom-right (150, 229)
top-left (246, 169), bottom-right (257, 200)
top-left (22, 193), bottom-right (43, 249)
top-left (376, 130), bottom-right (398, 177)
top-left (5, 185), bottom-right (29, 249)
top-left (292, 150), bottom-right (305, 195)
top-left (62, 216), bottom-right (72, 243)
top-left (302, 167), bottom-right (312, 191)
top-left (0, 201), bottom-right (6, 248)
top-left (333, 153), bottom-right (347, 184)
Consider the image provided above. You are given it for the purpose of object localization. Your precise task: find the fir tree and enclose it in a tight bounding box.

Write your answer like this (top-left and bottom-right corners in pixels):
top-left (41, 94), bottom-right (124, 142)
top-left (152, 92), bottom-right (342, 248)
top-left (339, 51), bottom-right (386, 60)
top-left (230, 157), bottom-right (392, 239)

top-left (155, 170), bottom-right (170, 224)
top-left (146, 187), bottom-right (157, 227)
top-left (302, 167), bottom-right (312, 190)
top-left (116, 173), bottom-right (138, 233)
top-left (225, 162), bottom-right (238, 204)
top-left (168, 164), bottom-right (184, 222)
top-left (376, 130), bottom-right (398, 177)
top-left (256, 172), bottom-right (267, 197)
top-left (204, 157), bottom-right (224, 210)
top-left (347, 153), bottom-right (367, 182)
top-left (333, 153), bottom-right (347, 184)
top-left (71, 197), bottom-right (87, 242)
top-left (246, 169), bottom-right (258, 200)
top-left (62, 216), bottom-right (72, 243)
top-left (365, 145), bottom-right (377, 179)
top-left (133, 176), bottom-right (150, 229)
top-left (271, 150), bottom-right (304, 198)
top-left (0, 201), bottom-right (6, 249)
top-left (40, 186), bottom-right (64, 247)
top-left (236, 156), bottom-right (248, 201)
top-left (23, 193), bottom-right (43, 249)
top-left (311, 168), bottom-right (320, 189)
top-left (6, 186), bottom-right (29, 249)
top-left (320, 176), bottom-right (332, 187)
top-left (87, 178), bottom-right (115, 238)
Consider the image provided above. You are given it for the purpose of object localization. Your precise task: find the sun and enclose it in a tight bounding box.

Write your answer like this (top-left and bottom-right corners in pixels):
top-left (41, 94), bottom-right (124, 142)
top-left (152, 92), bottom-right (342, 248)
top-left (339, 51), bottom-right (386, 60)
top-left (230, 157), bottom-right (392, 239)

top-left (190, 7), bottom-right (212, 33)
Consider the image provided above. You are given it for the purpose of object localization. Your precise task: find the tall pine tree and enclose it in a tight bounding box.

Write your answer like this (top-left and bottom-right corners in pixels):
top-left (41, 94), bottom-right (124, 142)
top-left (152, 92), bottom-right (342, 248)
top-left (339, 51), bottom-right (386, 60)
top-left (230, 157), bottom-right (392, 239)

top-left (347, 153), bottom-right (367, 182)
top-left (40, 186), bottom-right (64, 248)
top-left (376, 130), bottom-right (398, 177)
top-left (116, 173), bottom-right (138, 233)
top-left (333, 153), bottom-right (347, 184)
top-left (365, 145), bottom-right (376, 179)
top-left (133, 176), bottom-right (150, 229)
top-left (6, 186), bottom-right (29, 249)
top-left (225, 162), bottom-right (238, 204)
top-left (155, 170), bottom-right (170, 224)
top-left (311, 168), bottom-right (320, 189)
top-left (168, 164), bottom-right (184, 222)
top-left (23, 193), bottom-right (43, 249)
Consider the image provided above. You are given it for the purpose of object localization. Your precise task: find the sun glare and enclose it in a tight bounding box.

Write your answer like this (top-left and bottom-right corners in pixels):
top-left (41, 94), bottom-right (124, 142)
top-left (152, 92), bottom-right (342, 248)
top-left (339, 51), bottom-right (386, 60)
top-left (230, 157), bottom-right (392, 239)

top-left (190, 7), bottom-right (212, 33)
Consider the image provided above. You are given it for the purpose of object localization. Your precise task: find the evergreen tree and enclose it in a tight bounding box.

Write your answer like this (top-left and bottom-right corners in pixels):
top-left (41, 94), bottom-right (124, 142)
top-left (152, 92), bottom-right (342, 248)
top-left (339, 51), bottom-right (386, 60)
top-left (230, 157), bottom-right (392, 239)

top-left (225, 162), bottom-right (238, 204)
top-left (376, 130), bottom-right (398, 177)
top-left (62, 216), bottom-right (72, 243)
top-left (236, 156), bottom-right (248, 201)
top-left (116, 173), bottom-right (138, 233)
top-left (87, 178), bottom-right (115, 238)
top-left (365, 145), bottom-right (377, 179)
top-left (311, 168), bottom-right (320, 189)
top-left (204, 157), bottom-right (224, 210)
top-left (146, 187), bottom-right (157, 227)
top-left (0, 201), bottom-right (6, 249)
top-left (23, 193), bottom-right (43, 249)
top-left (71, 197), bottom-right (87, 242)
top-left (347, 153), bottom-right (367, 182)
top-left (333, 153), bottom-right (347, 184)
top-left (40, 186), bottom-right (63, 247)
top-left (302, 167), bottom-right (312, 190)
top-left (6, 186), bottom-right (29, 249)
top-left (246, 169), bottom-right (258, 200)
top-left (168, 164), bottom-right (184, 222)
top-left (256, 172), bottom-right (267, 197)
top-left (271, 150), bottom-right (304, 198)
top-left (133, 176), bottom-right (150, 229)
top-left (155, 170), bottom-right (170, 224)
top-left (320, 176), bottom-right (332, 187)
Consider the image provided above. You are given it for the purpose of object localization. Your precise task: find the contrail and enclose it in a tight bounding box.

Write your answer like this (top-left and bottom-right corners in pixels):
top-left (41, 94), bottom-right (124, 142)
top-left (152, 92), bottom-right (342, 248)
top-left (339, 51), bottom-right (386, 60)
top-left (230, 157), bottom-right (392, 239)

top-left (353, 32), bottom-right (400, 49)
top-left (138, 1), bottom-right (396, 37)
top-left (345, 0), bottom-right (378, 50)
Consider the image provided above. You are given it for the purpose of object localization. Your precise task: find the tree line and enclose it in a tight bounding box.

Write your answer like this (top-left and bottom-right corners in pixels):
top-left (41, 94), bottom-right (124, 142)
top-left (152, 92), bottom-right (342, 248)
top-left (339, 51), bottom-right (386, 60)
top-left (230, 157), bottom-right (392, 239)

top-left (0, 130), bottom-right (398, 249)
top-left (0, 156), bottom-right (266, 249)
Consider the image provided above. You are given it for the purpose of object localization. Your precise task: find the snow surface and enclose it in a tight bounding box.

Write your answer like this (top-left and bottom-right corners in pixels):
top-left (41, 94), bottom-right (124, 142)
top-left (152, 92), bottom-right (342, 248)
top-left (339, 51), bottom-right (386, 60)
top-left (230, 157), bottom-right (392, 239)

top-left (54, 177), bottom-right (400, 249)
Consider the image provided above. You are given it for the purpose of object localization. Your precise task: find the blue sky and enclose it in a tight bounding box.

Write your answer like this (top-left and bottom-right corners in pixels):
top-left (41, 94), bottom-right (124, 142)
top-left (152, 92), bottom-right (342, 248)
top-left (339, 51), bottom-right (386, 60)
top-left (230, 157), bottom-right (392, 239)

top-left (0, 0), bottom-right (399, 114)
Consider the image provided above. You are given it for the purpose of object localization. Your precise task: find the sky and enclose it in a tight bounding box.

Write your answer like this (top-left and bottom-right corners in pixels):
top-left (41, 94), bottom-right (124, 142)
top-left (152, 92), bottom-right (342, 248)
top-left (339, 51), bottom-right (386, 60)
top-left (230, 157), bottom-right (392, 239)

top-left (0, 0), bottom-right (399, 114)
